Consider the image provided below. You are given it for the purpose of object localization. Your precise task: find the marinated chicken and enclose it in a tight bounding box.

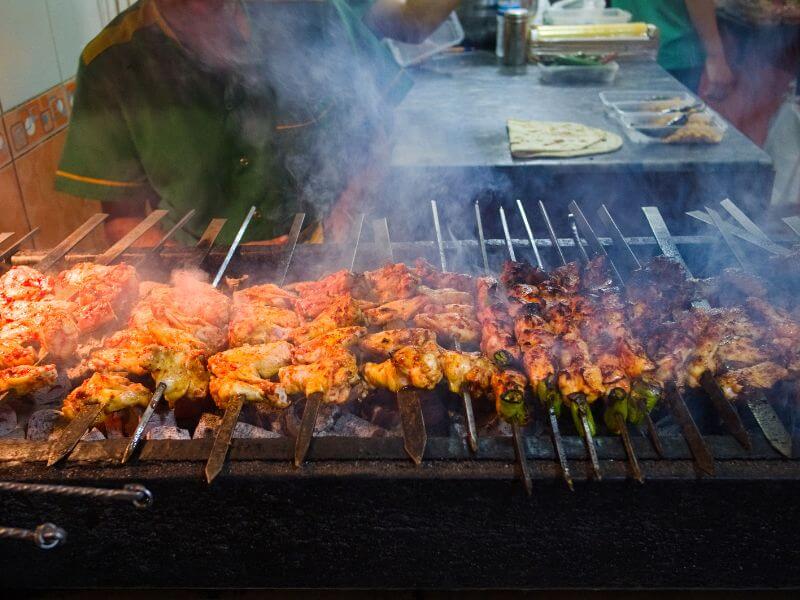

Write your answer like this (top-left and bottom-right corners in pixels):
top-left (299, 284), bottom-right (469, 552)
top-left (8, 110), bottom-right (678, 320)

top-left (208, 342), bottom-right (293, 409)
top-left (61, 372), bottom-right (150, 421)
top-left (413, 313), bottom-right (481, 345)
top-left (278, 350), bottom-right (360, 404)
top-left (292, 326), bottom-right (367, 364)
top-left (364, 296), bottom-right (429, 326)
top-left (364, 263), bottom-right (420, 304)
top-left (413, 258), bottom-right (474, 292)
top-left (289, 295), bottom-right (365, 345)
top-left (360, 328), bottom-right (437, 358)
top-left (0, 364), bottom-right (58, 396)
top-left (363, 342), bottom-right (443, 393)
top-left (439, 349), bottom-right (498, 397)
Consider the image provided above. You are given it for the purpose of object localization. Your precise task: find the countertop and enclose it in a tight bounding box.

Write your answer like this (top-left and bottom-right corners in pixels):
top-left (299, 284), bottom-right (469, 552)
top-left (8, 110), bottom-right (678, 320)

top-left (391, 51), bottom-right (772, 173)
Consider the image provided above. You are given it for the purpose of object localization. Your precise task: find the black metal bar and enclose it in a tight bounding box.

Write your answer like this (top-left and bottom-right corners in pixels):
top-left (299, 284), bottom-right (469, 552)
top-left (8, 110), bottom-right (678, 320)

top-left (276, 213), bottom-right (306, 285)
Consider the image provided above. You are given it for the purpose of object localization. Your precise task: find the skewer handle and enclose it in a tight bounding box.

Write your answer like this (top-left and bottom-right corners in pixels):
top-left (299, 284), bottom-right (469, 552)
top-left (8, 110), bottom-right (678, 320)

top-left (0, 523), bottom-right (66, 550)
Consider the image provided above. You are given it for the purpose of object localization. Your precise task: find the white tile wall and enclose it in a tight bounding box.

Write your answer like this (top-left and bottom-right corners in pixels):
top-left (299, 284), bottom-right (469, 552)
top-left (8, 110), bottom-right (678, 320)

top-left (47, 0), bottom-right (105, 81)
top-left (0, 0), bottom-right (62, 110)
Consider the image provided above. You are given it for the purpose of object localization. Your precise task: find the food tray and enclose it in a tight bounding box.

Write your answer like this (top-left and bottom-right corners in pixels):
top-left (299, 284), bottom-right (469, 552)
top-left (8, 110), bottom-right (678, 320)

top-left (537, 61), bottom-right (619, 84)
top-left (599, 90), bottom-right (703, 115)
top-left (612, 109), bottom-right (728, 144)
top-left (385, 12), bottom-right (464, 67)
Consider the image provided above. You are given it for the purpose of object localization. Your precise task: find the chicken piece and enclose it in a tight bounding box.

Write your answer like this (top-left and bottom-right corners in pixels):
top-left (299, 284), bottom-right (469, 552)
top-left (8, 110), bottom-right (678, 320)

top-left (136, 271), bottom-right (230, 331)
top-left (0, 364), bottom-right (57, 396)
top-left (1, 299), bottom-right (81, 360)
top-left (360, 328), bottom-right (437, 358)
top-left (364, 263), bottom-right (420, 304)
top-left (364, 296), bottom-right (429, 326)
top-left (555, 331), bottom-right (605, 402)
top-left (440, 349), bottom-right (498, 397)
top-left (129, 302), bottom-right (227, 352)
top-left (0, 338), bottom-right (37, 370)
top-left (413, 259), bottom-right (474, 293)
top-left (363, 342), bottom-right (443, 392)
top-left (278, 350), bottom-right (360, 404)
top-left (54, 262), bottom-right (139, 333)
top-left (289, 271), bottom-right (367, 319)
top-left (413, 312), bottom-right (481, 345)
top-left (419, 303), bottom-right (475, 319)
top-left (208, 342), bottom-right (293, 409)
top-left (62, 372), bottom-right (150, 421)
top-left (292, 326), bottom-right (367, 364)
top-left (514, 312), bottom-right (557, 384)
top-left (0, 266), bottom-right (53, 303)
top-left (491, 369), bottom-right (528, 424)
top-left (417, 286), bottom-right (472, 306)
top-left (716, 362), bottom-right (789, 401)
top-left (232, 283), bottom-right (296, 310)
top-left (500, 261), bottom-right (547, 287)
top-left (228, 301), bottom-right (300, 346)
top-left (475, 277), bottom-right (521, 367)
top-left (289, 295), bottom-right (365, 345)
top-left (145, 346), bottom-right (210, 406)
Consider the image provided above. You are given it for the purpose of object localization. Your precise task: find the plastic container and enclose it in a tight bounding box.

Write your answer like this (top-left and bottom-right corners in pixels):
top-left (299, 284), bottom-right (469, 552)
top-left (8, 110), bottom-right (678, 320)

top-left (544, 0), bottom-right (632, 26)
top-left (599, 90), bottom-right (702, 115)
top-left (538, 60), bottom-right (619, 84)
top-left (385, 12), bottom-right (465, 67)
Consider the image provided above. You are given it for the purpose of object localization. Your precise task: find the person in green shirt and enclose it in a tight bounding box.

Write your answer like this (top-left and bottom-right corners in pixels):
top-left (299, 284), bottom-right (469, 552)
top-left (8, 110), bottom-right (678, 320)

top-left (611, 0), bottom-right (735, 98)
top-left (55, 0), bottom-right (460, 244)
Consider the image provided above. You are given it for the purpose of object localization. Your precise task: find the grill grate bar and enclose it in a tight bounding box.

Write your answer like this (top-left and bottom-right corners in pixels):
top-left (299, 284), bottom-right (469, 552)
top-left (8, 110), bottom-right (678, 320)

top-left (0, 228), bottom-right (39, 263)
top-left (95, 209), bottom-right (168, 266)
top-left (37, 213), bottom-right (108, 272)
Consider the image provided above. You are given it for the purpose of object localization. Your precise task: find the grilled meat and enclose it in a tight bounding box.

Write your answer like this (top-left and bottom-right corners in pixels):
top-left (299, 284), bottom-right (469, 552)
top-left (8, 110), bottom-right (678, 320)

top-left (228, 302), bottom-right (299, 346)
top-left (440, 349), bottom-right (498, 398)
top-left (292, 326), bottom-right (367, 364)
top-left (364, 296), bottom-right (429, 326)
top-left (62, 372), bottom-right (150, 421)
top-left (419, 303), bottom-right (475, 319)
top-left (363, 342), bottom-right (443, 392)
top-left (364, 263), bottom-right (420, 304)
top-left (417, 286), bottom-right (472, 306)
top-left (360, 328), bottom-right (437, 358)
top-left (413, 258), bottom-right (474, 292)
top-left (208, 342), bottom-right (293, 409)
top-left (0, 266), bottom-right (54, 303)
top-left (289, 295), bottom-right (365, 345)
top-left (0, 364), bottom-right (58, 396)
top-left (716, 362), bottom-right (789, 401)
top-left (278, 349), bottom-right (360, 404)
top-left (412, 313), bottom-right (481, 345)
top-left (288, 270), bottom-right (367, 319)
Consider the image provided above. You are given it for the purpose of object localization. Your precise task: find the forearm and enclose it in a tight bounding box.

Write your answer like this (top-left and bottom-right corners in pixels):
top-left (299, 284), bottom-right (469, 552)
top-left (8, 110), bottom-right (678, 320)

top-left (684, 0), bottom-right (725, 59)
top-left (365, 0), bottom-right (461, 44)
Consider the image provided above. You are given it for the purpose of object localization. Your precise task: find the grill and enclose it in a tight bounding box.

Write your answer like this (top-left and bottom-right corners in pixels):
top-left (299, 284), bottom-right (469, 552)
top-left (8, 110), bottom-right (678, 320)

top-left (1, 199), bottom-right (799, 590)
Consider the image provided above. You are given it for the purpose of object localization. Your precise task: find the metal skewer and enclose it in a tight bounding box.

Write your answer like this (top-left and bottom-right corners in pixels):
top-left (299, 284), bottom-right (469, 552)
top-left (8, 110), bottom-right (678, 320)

top-left (574, 203), bottom-right (666, 458)
top-left (94, 209), bottom-right (169, 266)
top-left (686, 211), bottom-right (790, 257)
top-left (294, 214), bottom-right (365, 467)
top-left (499, 206), bottom-right (534, 495)
top-left (0, 228), bottom-right (39, 263)
top-left (431, 201), bottom-right (478, 453)
top-left (539, 202), bottom-right (603, 482)
top-left (137, 209), bottom-right (196, 266)
top-left (205, 209), bottom-right (300, 482)
top-left (46, 403), bottom-right (103, 466)
top-left (597, 205), bottom-right (711, 467)
top-left (125, 213), bottom-right (260, 468)
top-left (642, 206), bottom-right (753, 452)
top-left (369, 216), bottom-right (428, 465)
top-left (511, 200), bottom-right (573, 490)
top-left (703, 206), bottom-right (792, 458)
top-left (0, 232), bottom-right (14, 249)
top-left (37, 214), bottom-right (108, 272)
top-left (568, 201), bottom-right (645, 482)
top-left (782, 216), bottom-right (800, 238)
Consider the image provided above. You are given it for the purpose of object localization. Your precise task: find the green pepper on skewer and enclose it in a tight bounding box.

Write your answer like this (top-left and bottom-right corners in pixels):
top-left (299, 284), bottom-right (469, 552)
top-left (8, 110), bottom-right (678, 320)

top-left (628, 379), bottom-right (662, 425)
top-left (603, 387), bottom-right (629, 433)
top-left (569, 393), bottom-right (596, 437)
top-left (535, 373), bottom-right (563, 417)
top-left (492, 369), bottom-right (529, 426)
top-left (492, 349), bottom-right (516, 369)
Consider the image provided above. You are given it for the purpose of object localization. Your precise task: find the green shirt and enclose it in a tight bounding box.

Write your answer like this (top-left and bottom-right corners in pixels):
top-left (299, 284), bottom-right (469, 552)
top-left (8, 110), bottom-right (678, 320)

top-left (611, 0), bottom-right (706, 71)
top-left (55, 0), bottom-right (413, 243)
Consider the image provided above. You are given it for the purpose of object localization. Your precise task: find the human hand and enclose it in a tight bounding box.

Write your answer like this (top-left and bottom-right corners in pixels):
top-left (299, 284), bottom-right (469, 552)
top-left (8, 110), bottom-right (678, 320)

top-left (701, 53), bottom-right (736, 102)
top-left (104, 217), bottom-right (165, 247)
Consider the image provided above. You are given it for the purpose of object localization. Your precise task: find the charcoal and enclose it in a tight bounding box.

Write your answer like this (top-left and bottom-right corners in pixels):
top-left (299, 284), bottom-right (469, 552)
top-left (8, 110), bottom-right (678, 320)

top-left (249, 403), bottom-right (285, 434)
top-left (331, 412), bottom-right (385, 438)
top-left (483, 416), bottom-right (512, 437)
top-left (283, 402), bottom-right (341, 438)
top-left (421, 396), bottom-right (446, 428)
top-left (104, 418), bottom-right (126, 439)
top-left (81, 428), bottom-right (105, 441)
top-left (193, 413), bottom-right (221, 439)
top-left (233, 422), bottom-right (281, 439)
top-left (142, 410), bottom-right (177, 436)
top-left (145, 426), bottom-right (191, 440)
top-left (367, 405), bottom-right (401, 431)
top-left (0, 404), bottom-right (17, 437)
top-left (26, 409), bottom-right (66, 441)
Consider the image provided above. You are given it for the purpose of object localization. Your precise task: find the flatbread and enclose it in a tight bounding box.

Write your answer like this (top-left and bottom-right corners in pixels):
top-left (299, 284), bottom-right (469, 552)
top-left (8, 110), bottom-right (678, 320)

top-left (507, 119), bottom-right (622, 158)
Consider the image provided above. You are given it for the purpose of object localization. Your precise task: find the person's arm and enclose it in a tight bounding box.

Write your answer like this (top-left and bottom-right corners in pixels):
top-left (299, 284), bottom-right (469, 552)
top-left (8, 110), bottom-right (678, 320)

top-left (685, 0), bottom-right (735, 100)
top-left (364, 0), bottom-right (461, 44)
